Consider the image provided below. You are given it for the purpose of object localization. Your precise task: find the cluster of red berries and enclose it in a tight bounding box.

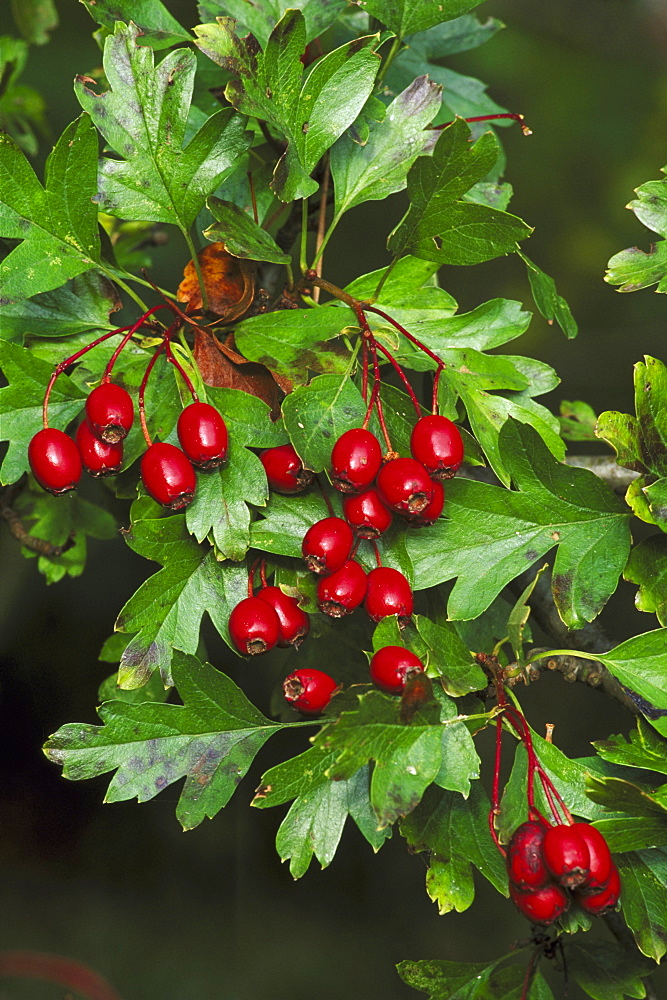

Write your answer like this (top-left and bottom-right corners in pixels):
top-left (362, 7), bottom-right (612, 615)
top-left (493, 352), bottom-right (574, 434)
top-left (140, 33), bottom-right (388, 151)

top-left (507, 819), bottom-right (620, 924)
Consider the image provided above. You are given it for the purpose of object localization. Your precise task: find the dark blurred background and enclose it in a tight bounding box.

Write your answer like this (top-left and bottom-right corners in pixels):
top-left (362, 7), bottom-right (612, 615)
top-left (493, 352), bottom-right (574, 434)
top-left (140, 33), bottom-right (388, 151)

top-left (1, 1), bottom-right (665, 997)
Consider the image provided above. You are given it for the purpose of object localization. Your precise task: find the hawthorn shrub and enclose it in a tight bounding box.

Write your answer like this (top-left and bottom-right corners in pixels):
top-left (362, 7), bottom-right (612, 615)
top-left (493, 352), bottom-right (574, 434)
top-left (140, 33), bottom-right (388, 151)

top-left (0, 2), bottom-right (666, 998)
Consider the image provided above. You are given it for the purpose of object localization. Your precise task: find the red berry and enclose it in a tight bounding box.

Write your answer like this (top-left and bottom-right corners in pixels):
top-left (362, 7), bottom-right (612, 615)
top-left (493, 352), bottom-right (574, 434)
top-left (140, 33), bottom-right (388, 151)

top-left (317, 559), bottom-right (367, 617)
top-left (543, 823), bottom-right (591, 889)
top-left (576, 864), bottom-right (621, 916)
top-left (302, 517), bottom-right (354, 575)
top-left (76, 420), bottom-right (123, 477)
top-left (376, 457), bottom-right (434, 515)
top-left (343, 488), bottom-right (393, 538)
top-left (256, 586), bottom-right (310, 648)
top-left (85, 382), bottom-right (134, 444)
top-left (406, 479), bottom-right (445, 526)
top-left (369, 646), bottom-right (424, 694)
top-left (28, 427), bottom-right (82, 495)
top-left (260, 443), bottom-right (313, 494)
top-left (177, 401), bottom-right (228, 469)
top-left (410, 415), bottom-right (464, 479)
top-left (283, 668), bottom-right (338, 715)
top-left (506, 821), bottom-right (550, 892)
top-left (330, 428), bottom-right (383, 493)
top-left (570, 823), bottom-right (613, 893)
top-left (364, 566), bottom-right (413, 624)
top-left (229, 596), bottom-right (281, 655)
top-left (510, 883), bottom-right (569, 925)
top-left (140, 442), bottom-right (197, 510)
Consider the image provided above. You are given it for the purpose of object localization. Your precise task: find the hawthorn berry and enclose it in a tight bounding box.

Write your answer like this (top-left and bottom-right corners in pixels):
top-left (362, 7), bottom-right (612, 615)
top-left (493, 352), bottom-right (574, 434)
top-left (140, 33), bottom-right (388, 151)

top-left (569, 823), bottom-right (613, 893)
top-left (343, 488), bottom-right (393, 538)
top-left (260, 443), bottom-right (313, 494)
top-left (28, 427), bottom-right (82, 495)
top-left (410, 414), bottom-right (464, 479)
top-left (330, 427), bottom-right (383, 493)
top-left (76, 420), bottom-right (123, 477)
top-left (140, 442), bottom-right (197, 510)
top-left (376, 457), bottom-right (434, 515)
top-left (229, 596), bottom-right (281, 656)
top-left (85, 382), bottom-right (134, 444)
top-left (506, 821), bottom-right (550, 892)
top-left (369, 646), bottom-right (424, 694)
top-left (364, 566), bottom-right (413, 624)
top-left (406, 479), bottom-right (444, 526)
top-left (283, 668), bottom-right (338, 715)
top-left (543, 823), bottom-right (590, 889)
top-left (317, 559), bottom-right (367, 617)
top-left (576, 864), bottom-right (621, 916)
top-left (256, 586), bottom-right (310, 648)
top-left (509, 883), bottom-right (569, 925)
top-left (302, 517), bottom-right (354, 575)
top-left (177, 401), bottom-right (228, 469)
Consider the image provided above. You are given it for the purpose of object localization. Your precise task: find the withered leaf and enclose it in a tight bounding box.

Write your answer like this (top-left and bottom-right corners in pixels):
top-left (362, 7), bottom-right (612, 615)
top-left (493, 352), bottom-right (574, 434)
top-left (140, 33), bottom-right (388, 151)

top-left (177, 242), bottom-right (255, 320)
top-left (193, 328), bottom-right (292, 418)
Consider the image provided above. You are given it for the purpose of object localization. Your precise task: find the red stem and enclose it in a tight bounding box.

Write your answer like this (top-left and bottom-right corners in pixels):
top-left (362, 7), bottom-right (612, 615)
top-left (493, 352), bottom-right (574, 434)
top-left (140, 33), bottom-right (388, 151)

top-left (103, 304), bottom-right (166, 380)
top-left (0, 951), bottom-right (123, 1000)
top-left (316, 475), bottom-right (335, 517)
top-left (138, 340), bottom-right (167, 448)
top-left (164, 335), bottom-right (199, 402)
top-left (371, 540), bottom-right (382, 567)
top-left (489, 715), bottom-right (506, 855)
top-left (367, 337), bottom-right (392, 452)
top-left (259, 558), bottom-right (268, 588)
top-left (361, 337), bottom-right (369, 403)
top-left (364, 305), bottom-right (445, 371)
top-left (248, 557), bottom-right (261, 598)
top-left (431, 113), bottom-right (531, 136)
top-left (372, 336), bottom-right (422, 417)
top-left (431, 364), bottom-right (444, 414)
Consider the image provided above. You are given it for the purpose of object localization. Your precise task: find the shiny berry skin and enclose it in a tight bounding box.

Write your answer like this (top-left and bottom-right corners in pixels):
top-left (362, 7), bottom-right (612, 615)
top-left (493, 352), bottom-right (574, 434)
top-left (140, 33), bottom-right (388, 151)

top-left (410, 415), bottom-right (464, 479)
top-left (406, 479), bottom-right (445, 526)
top-left (509, 883), bottom-right (569, 925)
top-left (364, 567), bottom-right (413, 625)
top-left (570, 823), bottom-right (613, 893)
top-left (576, 864), bottom-right (621, 916)
top-left (256, 586), bottom-right (310, 648)
top-left (229, 596), bottom-right (281, 656)
top-left (343, 488), bottom-right (393, 538)
top-left (85, 382), bottom-right (134, 444)
top-left (283, 668), bottom-right (338, 715)
top-left (506, 821), bottom-right (550, 892)
top-left (377, 457), bottom-right (434, 515)
top-left (317, 559), bottom-right (367, 617)
top-left (302, 517), bottom-right (354, 575)
top-left (28, 427), bottom-right (82, 495)
top-left (543, 823), bottom-right (591, 889)
top-left (177, 402), bottom-right (228, 469)
top-left (260, 443), bottom-right (313, 494)
top-left (330, 428), bottom-right (383, 493)
top-left (370, 646), bottom-right (424, 694)
top-left (76, 420), bottom-right (123, 477)
top-left (140, 442), bottom-right (197, 510)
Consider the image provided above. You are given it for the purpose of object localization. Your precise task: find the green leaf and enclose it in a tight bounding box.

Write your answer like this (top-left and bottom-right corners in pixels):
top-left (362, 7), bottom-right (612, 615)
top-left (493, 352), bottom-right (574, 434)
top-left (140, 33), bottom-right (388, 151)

top-left (250, 491), bottom-right (331, 559)
top-left (361, 0), bottom-right (485, 36)
top-left (0, 272), bottom-right (121, 343)
top-left (203, 196), bottom-right (291, 264)
top-left (645, 478), bottom-right (667, 531)
top-left (412, 614), bottom-right (487, 695)
top-left (398, 956), bottom-right (553, 1000)
top-left (76, 23), bottom-right (251, 231)
top-left (506, 563), bottom-right (549, 665)
top-left (10, 0), bottom-right (58, 45)
top-left (282, 373), bottom-right (366, 473)
top-left (559, 399), bottom-right (598, 442)
top-left (0, 341), bottom-right (86, 485)
top-left (388, 119), bottom-right (532, 266)
top-left (568, 942), bottom-right (654, 1000)
top-left (408, 420), bottom-right (631, 625)
top-left (605, 166), bottom-right (667, 293)
top-left (593, 816), bottom-right (667, 853)
top-left (80, 0), bottom-right (191, 49)
top-left (519, 252), bottom-right (578, 339)
top-left (593, 720), bottom-right (667, 777)
top-left (409, 15), bottom-right (504, 57)
top-left (198, 0), bottom-right (348, 48)
top-left (0, 116), bottom-right (101, 300)
top-left (586, 773), bottom-right (667, 818)
top-left (330, 75), bottom-right (442, 218)
top-left (44, 652), bottom-right (284, 830)
top-left (195, 11), bottom-right (380, 201)
top-left (617, 851), bottom-right (667, 961)
top-left (593, 630), bottom-right (667, 737)
top-left (624, 536), bottom-right (667, 625)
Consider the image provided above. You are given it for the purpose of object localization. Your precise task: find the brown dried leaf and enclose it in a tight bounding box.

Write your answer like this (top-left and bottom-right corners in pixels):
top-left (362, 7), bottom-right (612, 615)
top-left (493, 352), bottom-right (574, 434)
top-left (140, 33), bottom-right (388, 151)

top-left (193, 328), bottom-right (292, 419)
top-left (177, 242), bottom-right (255, 320)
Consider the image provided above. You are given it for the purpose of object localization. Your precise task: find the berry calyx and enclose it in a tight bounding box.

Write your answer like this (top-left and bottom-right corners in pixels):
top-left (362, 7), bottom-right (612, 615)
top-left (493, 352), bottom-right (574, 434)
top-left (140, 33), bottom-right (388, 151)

top-left (506, 821), bottom-right (550, 892)
top-left (302, 517), bottom-right (354, 575)
top-left (343, 488), bottom-right (393, 538)
top-left (256, 586), bottom-right (310, 648)
top-left (229, 596), bottom-right (281, 656)
top-left (260, 443), bottom-right (313, 494)
top-left (410, 415), bottom-right (464, 479)
top-left (570, 823), bottom-right (613, 893)
top-left (85, 382), bottom-right (134, 444)
top-left (576, 864), bottom-right (621, 916)
top-left (28, 428), bottom-right (82, 495)
top-left (283, 668), bottom-right (338, 715)
top-left (543, 823), bottom-right (591, 889)
top-left (317, 559), bottom-right (367, 617)
top-left (509, 883), bottom-right (569, 925)
top-left (76, 420), bottom-right (123, 477)
top-left (177, 401), bottom-right (228, 469)
top-left (376, 457), bottom-right (434, 514)
top-left (330, 428), bottom-right (383, 493)
top-left (369, 646), bottom-right (424, 694)
top-left (406, 479), bottom-right (445, 526)
top-left (140, 442), bottom-right (197, 510)
top-left (364, 566), bottom-right (413, 625)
